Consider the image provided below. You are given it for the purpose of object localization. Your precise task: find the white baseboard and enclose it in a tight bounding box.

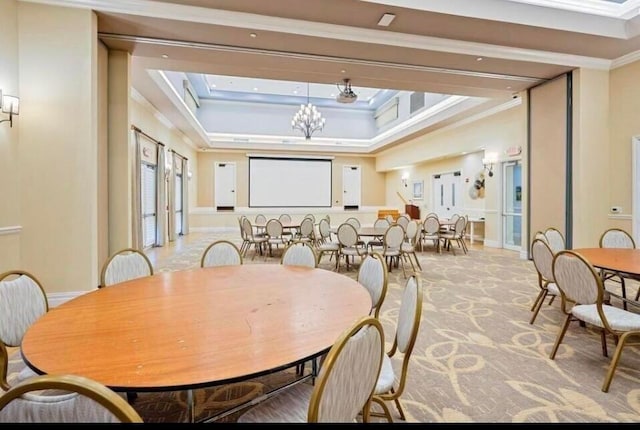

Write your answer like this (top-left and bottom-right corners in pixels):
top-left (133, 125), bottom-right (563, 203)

top-left (483, 240), bottom-right (500, 248)
top-left (47, 291), bottom-right (87, 308)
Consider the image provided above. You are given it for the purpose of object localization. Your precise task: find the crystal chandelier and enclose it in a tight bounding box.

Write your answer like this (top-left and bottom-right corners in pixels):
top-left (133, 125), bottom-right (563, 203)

top-left (291, 83), bottom-right (325, 140)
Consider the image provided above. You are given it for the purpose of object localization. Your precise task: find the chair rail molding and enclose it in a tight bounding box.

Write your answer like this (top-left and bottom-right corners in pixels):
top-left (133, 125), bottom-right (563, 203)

top-left (0, 225), bottom-right (22, 236)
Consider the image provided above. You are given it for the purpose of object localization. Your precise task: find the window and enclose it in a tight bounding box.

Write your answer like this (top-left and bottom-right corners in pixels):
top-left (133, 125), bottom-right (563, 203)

top-left (141, 163), bottom-right (157, 248)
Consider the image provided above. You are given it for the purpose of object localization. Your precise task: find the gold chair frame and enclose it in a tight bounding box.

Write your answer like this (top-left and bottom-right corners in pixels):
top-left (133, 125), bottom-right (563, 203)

top-left (200, 239), bottom-right (244, 267)
top-left (99, 247), bottom-right (154, 288)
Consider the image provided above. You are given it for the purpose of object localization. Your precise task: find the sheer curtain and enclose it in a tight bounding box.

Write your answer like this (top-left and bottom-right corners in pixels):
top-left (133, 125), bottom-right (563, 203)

top-left (181, 157), bottom-right (189, 236)
top-left (131, 130), bottom-right (143, 250)
top-left (167, 151), bottom-right (177, 242)
top-left (156, 147), bottom-right (167, 247)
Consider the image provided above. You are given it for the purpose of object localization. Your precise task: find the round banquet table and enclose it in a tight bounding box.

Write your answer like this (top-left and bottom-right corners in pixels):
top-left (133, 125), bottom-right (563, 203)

top-left (21, 264), bottom-right (371, 393)
top-left (572, 248), bottom-right (640, 277)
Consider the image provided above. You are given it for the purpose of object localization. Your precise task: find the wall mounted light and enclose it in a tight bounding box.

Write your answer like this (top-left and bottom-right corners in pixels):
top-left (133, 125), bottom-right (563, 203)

top-left (0, 90), bottom-right (19, 128)
top-left (401, 172), bottom-right (409, 187)
top-left (482, 154), bottom-right (497, 178)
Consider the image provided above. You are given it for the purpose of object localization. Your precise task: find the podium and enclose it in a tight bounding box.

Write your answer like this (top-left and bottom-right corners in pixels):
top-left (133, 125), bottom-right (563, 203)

top-left (405, 204), bottom-right (420, 220)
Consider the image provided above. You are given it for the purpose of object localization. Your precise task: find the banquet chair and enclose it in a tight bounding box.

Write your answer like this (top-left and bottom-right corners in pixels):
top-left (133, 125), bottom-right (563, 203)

top-left (254, 214), bottom-right (267, 235)
top-left (296, 217), bottom-right (316, 244)
top-left (381, 224), bottom-right (407, 278)
top-left (385, 214), bottom-right (395, 224)
top-left (370, 275), bottom-right (423, 422)
top-left (529, 238), bottom-right (560, 324)
top-left (237, 316), bottom-right (384, 423)
top-left (242, 217), bottom-right (268, 260)
top-left (544, 227), bottom-right (566, 254)
top-left (598, 228), bottom-right (640, 304)
top-left (367, 218), bottom-right (390, 252)
top-left (336, 223), bottom-right (368, 272)
top-left (421, 215), bottom-right (441, 253)
top-left (266, 218), bottom-right (290, 258)
top-left (356, 253), bottom-right (388, 318)
top-left (439, 217), bottom-right (467, 255)
top-left (316, 218), bottom-right (339, 264)
top-left (396, 214), bottom-right (410, 231)
top-left (99, 248), bottom-right (153, 288)
top-left (201, 240), bottom-right (243, 267)
top-left (401, 220), bottom-right (422, 273)
top-left (549, 250), bottom-right (640, 392)
top-left (0, 270), bottom-right (48, 392)
top-left (281, 241), bottom-right (318, 268)
top-left (0, 374), bottom-right (143, 423)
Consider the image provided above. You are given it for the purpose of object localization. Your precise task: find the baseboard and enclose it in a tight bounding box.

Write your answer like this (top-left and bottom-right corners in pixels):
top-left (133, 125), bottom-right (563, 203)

top-left (47, 291), bottom-right (87, 308)
top-left (483, 240), bottom-right (500, 248)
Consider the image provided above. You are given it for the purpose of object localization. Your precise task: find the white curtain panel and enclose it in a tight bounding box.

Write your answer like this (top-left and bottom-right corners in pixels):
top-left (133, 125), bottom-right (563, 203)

top-left (167, 151), bottom-right (177, 242)
top-left (181, 157), bottom-right (189, 235)
top-left (131, 131), bottom-right (143, 250)
top-left (156, 146), bottom-right (167, 246)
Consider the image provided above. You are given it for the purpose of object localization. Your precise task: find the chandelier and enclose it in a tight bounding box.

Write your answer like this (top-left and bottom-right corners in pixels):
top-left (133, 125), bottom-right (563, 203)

top-left (291, 83), bottom-right (325, 140)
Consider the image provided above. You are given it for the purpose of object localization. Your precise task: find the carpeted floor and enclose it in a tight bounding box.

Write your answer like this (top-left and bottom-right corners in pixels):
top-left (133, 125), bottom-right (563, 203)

top-left (31, 230), bottom-right (640, 423)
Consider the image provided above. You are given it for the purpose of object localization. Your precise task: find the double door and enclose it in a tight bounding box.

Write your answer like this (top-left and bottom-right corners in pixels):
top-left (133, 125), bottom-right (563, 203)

top-left (433, 172), bottom-right (461, 219)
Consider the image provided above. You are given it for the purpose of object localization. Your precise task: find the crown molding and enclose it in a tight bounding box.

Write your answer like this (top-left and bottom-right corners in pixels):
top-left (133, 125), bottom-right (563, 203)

top-left (27, 0), bottom-right (611, 70)
top-left (611, 49), bottom-right (640, 69)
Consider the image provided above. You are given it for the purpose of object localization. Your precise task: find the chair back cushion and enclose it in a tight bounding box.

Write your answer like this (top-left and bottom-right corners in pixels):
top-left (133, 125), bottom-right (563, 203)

top-left (0, 272), bottom-right (47, 347)
top-left (299, 218), bottom-right (314, 238)
top-left (423, 216), bottom-right (440, 235)
top-left (531, 239), bottom-right (554, 282)
top-left (397, 276), bottom-right (422, 354)
top-left (102, 251), bottom-right (152, 287)
top-left (374, 219), bottom-right (390, 229)
top-left (201, 241), bottom-right (242, 267)
top-left (552, 251), bottom-right (601, 305)
top-left (337, 223), bottom-right (358, 248)
top-left (600, 229), bottom-right (635, 249)
top-left (255, 214), bottom-right (266, 224)
top-left (544, 228), bottom-right (565, 253)
top-left (384, 224), bottom-right (405, 249)
top-left (357, 254), bottom-right (387, 313)
top-left (278, 214), bottom-right (292, 223)
top-left (345, 217), bottom-right (361, 229)
top-left (309, 317), bottom-right (384, 422)
top-left (282, 243), bottom-right (317, 268)
top-left (318, 218), bottom-right (331, 239)
top-left (266, 219), bottom-right (284, 237)
top-left (405, 220), bottom-right (419, 242)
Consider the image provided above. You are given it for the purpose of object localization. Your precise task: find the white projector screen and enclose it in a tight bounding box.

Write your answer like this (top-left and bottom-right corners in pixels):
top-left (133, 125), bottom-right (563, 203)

top-left (249, 157), bottom-right (332, 207)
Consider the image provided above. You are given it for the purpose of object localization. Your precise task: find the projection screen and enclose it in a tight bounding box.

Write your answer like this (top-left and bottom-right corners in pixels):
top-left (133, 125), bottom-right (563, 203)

top-left (248, 157), bottom-right (332, 207)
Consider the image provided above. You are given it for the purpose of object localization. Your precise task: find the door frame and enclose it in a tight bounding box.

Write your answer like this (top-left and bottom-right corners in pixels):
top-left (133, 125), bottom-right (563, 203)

top-left (633, 137), bottom-right (640, 244)
top-left (432, 171), bottom-right (462, 219)
top-left (214, 161), bottom-right (236, 210)
top-left (499, 158), bottom-right (523, 252)
top-left (342, 164), bottom-right (361, 209)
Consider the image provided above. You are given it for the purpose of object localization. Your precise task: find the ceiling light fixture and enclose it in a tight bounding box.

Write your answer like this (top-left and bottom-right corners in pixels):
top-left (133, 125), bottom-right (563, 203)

top-left (377, 13), bottom-right (396, 27)
top-left (291, 83), bottom-right (325, 140)
top-left (336, 79), bottom-right (358, 104)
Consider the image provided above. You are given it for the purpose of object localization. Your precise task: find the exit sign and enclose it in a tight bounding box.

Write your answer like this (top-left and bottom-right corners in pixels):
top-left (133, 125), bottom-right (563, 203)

top-left (505, 146), bottom-right (522, 156)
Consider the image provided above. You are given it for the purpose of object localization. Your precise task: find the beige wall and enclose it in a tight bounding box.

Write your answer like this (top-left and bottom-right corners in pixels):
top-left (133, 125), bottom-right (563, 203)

top-left (97, 41), bottom-right (109, 272)
top-left (572, 69), bottom-right (611, 248)
top-left (18, 3), bottom-right (99, 293)
top-left (609, 61), bottom-right (640, 234)
top-left (378, 102), bottom-right (527, 247)
top-left (0, 0), bottom-right (21, 272)
top-left (197, 151), bottom-right (384, 208)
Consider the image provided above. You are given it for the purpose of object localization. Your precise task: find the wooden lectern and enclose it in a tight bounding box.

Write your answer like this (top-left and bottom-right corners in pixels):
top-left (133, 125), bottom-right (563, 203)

top-left (405, 204), bottom-right (420, 220)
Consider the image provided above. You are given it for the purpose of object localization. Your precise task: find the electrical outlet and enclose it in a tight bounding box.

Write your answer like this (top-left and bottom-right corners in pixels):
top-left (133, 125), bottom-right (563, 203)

top-left (611, 206), bottom-right (622, 214)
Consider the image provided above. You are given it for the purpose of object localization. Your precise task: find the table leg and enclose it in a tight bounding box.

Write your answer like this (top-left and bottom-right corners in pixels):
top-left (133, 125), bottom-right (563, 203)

top-left (187, 389), bottom-right (195, 423)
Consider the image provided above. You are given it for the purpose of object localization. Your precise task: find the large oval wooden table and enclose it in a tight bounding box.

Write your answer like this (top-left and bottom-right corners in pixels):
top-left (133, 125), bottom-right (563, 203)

top-left (21, 264), bottom-right (371, 421)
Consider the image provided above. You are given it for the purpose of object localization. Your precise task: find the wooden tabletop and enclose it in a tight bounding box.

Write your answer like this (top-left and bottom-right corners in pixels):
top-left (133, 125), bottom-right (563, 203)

top-left (21, 265), bottom-right (371, 392)
top-left (572, 248), bottom-right (640, 276)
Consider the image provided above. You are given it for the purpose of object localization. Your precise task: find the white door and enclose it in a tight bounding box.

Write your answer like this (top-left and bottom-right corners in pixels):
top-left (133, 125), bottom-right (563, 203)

top-left (215, 162), bottom-right (236, 209)
top-left (502, 161), bottom-right (522, 251)
top-left (343, 165), bottom-right (361, 209)
top-left (432, 172), bottom-right (461, 219)
top-left (175, 173), bottom-right (183, 235)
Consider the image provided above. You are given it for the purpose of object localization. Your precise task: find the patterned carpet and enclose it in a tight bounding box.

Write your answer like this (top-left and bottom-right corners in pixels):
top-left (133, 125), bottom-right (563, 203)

top-left (108, 232), bottom-right (640, 422)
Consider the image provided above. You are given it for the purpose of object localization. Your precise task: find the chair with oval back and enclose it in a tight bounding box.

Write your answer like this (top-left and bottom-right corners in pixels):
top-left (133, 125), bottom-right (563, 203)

top-left (281, 241), bottom-right (318, 268)
top-left (421, 216), bottom-right (441, 253)
top-left (544, 227), bottom-right (566, 254)
top-left (0, 374), bottom-right (143, 423)
top-left (201, 240), bottom-right (243, 267)
top-left (266, 218), bottom-right (290, 258)
top-left (242, 217), bottom-right (268, 260)
top-left (396, 215), bottom-right (410, 231)
top-left (237, 316), bottom-right (385, 423)
top-left (598, 228), bottom-right (640, 304)
top-left (296, 217), bottom-right (316, 244)
top-left (0, 270), bottom-right (48, 392)
top-left (336, 223), bottom-right (368, 272)
top-left (367, 218), bottom-right (390, 252)
top-left (401, 220), bottom-right (422, 273)
top-left (316, 218), bottom-right (339, 265)
top-left (357, 253), bottom-right (388, 318)
top-left (99, 248), bottom-right (153, 288)
top-left (369, 275), bottom-right (423, 422)
top-left (381, 224), bottom-right (406, 278)
top-left (529, 238), bottom-right (560, 324)
top-left (550, 250), bottom-right (640, 392)
top-left (439, 217), bottom-right (467, 255)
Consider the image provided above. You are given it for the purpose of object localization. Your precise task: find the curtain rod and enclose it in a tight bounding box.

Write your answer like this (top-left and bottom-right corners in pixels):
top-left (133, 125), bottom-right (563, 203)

top-left (169, 148), bottom-right (188, 161)
top-left (131, 125), bottom-right (165, 147)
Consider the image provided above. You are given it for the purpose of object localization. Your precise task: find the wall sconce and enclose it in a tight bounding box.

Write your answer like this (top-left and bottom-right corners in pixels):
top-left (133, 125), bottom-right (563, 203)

top-left (401, 172), bottom-right (409, 187)
top-left (482, 157), bottom-right (496, 178)
top-left (0, 90), bottom-right (20, 128)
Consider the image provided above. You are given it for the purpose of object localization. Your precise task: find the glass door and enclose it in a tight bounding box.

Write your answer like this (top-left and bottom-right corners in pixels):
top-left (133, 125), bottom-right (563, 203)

top-left (502, 161), bottom-right (522, 251)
